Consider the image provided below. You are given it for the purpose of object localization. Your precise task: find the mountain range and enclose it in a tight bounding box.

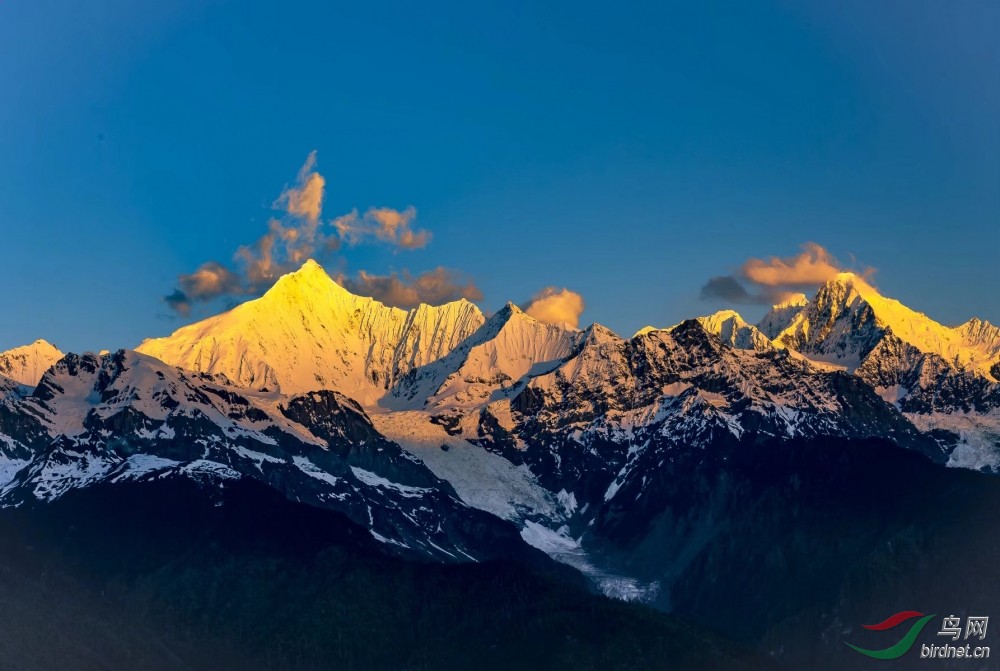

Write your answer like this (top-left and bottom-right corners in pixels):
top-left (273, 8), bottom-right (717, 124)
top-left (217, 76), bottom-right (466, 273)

top-left (2, 259), bottom-right (999, 669)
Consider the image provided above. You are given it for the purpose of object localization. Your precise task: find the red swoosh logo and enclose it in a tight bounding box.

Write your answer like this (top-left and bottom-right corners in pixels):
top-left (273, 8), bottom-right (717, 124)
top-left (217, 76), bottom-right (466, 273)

top-left (863, 610), bottom-right (926, 631)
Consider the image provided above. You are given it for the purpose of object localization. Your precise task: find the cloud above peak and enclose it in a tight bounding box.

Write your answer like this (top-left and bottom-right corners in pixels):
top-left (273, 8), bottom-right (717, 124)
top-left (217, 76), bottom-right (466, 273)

top-left (274, 150), bottom-right (325, 224)
top-left (523, 287), bottom-right (586, 329)
top-left (339, 267), bottom-right (483, 309)
top-left (700, 242), bottom-right (875, 305)
top-left (165, 261), bottom-right (243, 315)
top-left (742, 242), bottom-right (847, 288)
top-left (333, 206), bottom-right (431, 250)
top-left (164, 152), bottom-right (479, 315)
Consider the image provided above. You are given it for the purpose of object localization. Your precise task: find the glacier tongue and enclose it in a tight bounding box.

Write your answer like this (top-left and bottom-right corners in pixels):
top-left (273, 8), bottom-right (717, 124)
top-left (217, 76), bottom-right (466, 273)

top-left (371, 409), bottom-right (660, 602)
top-left (369, 409), bottom-right (567, 524)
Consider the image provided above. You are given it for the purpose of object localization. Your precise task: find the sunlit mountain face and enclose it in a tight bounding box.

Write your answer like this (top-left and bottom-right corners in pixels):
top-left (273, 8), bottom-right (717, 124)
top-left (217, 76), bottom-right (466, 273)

top-left (2, 259), bottom-right (999, 669)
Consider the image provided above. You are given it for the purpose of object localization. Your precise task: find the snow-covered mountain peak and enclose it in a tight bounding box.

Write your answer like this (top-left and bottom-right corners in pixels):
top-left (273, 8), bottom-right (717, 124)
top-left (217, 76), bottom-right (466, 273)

top-left (819, 276), bottom-right (999, 375)
top-left (693, 311), bottom-right (774, 352)
top-left (956, 318), bottom-right (1000, 356)
top-left (959, 316), bottom-right (994, 333)
top-left (830, 270), bottom-right (866, 283)
top-left (388, 299), bottom-right (584, 414)
top-left (474, 301), bottom-right (566, 341)
top-left (774, 293), bottom-right (809, 309)
top-left (959, 316), bottom-right (995, 331)
top-left (813, 272), bottom-right (876, 306)
top-left (695, 309), bottom-right (748, 332)
top-left (700, 308), bottom-right (742, 321)
top-left (758, 296), bottom-right (809, 340)
top-left (0, 339), bottom-right (65, 387)
top-left (757, 273), bottom-right (1000, 391)
top-left (297, 257), bottom-right (325, 273)
top-left (265, 257), bottom-right (355, 303)
top-left (136, 260), bottom-right (485, 403)
top-left (487, 302), bottom-right (578, 350)
top-left (24, 348), bottom-right (320, 445)
top-left (581, 323), bottom-right (621, 345)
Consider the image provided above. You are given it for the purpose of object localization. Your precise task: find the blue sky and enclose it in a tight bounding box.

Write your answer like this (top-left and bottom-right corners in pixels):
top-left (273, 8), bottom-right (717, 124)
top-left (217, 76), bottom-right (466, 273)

top-left (1, 0), bottom-right (997, 352)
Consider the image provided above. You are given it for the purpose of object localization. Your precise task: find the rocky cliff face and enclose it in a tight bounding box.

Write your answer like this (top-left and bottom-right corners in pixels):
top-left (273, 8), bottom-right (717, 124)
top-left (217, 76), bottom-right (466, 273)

top-left (471, 320), bottom-right (942, 531)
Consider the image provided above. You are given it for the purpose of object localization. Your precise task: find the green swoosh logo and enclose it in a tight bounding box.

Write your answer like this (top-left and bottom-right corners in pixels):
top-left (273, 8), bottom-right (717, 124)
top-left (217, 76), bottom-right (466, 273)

top-left (845, 614), bottom-right (936, 660)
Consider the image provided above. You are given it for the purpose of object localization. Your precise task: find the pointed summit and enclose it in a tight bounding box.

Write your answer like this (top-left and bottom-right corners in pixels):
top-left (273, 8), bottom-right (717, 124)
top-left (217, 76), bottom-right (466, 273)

top-left (472, 300), bottom-right (577, 359)
top-left (955, 318), bottom-right (1000, 359)
top-left (767, 275), bottom-right (898, 370)
top-left (281, 258), bottom-right (336, 285)
top-left (264, 258), bottom-right (352, 304)
top-left (815, 271), bottom-right (881, 304)
top-left (0, 339), bottom-right (64, 387)
top-left (300, 258), bottom-right (323, 271)
top-left (694, 310), bottom-right (773, 352)
top-left (473, 301), bottom-right (550, 342)
top-left (632, 325), bottom-right (660, 337)
top-left (774, 293), bottom-right (809, 309)
top-left (582, 323), bottom-right (620, 344)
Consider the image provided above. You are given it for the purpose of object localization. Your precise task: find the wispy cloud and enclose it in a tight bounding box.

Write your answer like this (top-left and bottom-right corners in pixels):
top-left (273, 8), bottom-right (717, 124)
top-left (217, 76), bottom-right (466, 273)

top-left (163, 290), bottom-right (193, 316)
top-left (164, 152), bottom-right (477, 314)
top-left (333, 206), bottom-right (431, 250)
top-left (699, 275), bottom-right (764, 304)
top-left (523, 287), bottom-right (586, 329)
top-left (165, 261), bottom-right (243, 314)
top-left (274, 150), bottom-right (325, 224)
top-left (700, 242), bottom-right (875, 305)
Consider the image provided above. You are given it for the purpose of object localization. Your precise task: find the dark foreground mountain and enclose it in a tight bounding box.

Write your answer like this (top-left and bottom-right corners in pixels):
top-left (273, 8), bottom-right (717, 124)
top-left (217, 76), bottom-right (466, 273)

top-left (0, 474), bottom-right (776, 671)
top-left (604, 435), bottom-right (1000, 671)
